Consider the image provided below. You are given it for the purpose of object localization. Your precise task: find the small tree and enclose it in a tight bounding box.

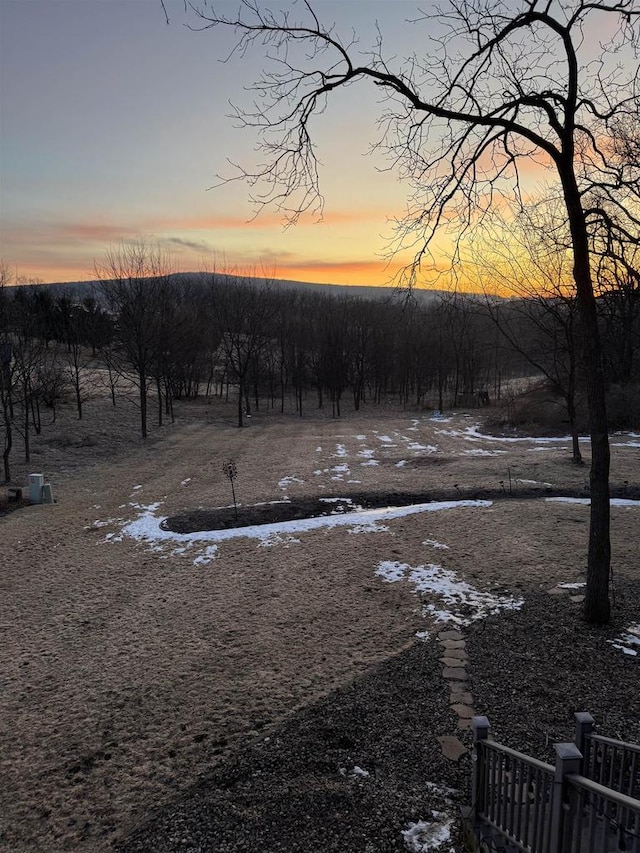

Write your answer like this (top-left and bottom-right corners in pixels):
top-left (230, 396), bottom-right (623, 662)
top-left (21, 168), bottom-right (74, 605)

top-left (222, 459), bottom-right (239, 523)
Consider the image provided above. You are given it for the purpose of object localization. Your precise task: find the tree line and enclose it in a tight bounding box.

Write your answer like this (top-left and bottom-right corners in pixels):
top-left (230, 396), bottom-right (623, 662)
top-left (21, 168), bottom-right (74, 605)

top-left (1, 247), bottom-right (638, 485)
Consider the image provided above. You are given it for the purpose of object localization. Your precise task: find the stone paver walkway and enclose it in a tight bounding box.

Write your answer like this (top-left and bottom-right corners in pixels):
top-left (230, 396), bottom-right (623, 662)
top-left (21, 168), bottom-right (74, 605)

top-left (436, 629), bottom-right (473, 762)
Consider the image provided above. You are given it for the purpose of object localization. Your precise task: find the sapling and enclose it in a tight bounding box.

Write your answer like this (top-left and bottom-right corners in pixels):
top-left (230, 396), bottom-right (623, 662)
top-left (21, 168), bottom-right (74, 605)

top-left (222, 459), bottom-right (239, 523)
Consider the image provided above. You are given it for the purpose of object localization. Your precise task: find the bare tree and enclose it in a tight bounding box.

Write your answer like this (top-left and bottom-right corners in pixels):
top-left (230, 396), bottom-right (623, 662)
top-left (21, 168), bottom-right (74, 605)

top-left (183, 0), bottom-right (640, 624)
top-left (209, 275), bottom-right (276, 427)
top-left (96, 241), bottom-right (173, 439)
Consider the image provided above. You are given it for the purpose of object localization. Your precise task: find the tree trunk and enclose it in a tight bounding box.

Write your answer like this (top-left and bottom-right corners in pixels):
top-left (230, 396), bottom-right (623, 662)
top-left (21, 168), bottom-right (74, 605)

top-left (237, 382), bottom-right (244, 428)
top-left (139, 371), bottom-right (148, 439)
top-left (563, 172), bottom-right (611, 624)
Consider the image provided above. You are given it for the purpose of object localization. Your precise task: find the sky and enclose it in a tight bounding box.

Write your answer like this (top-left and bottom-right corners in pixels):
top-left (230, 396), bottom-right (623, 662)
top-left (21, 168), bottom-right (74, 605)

top-left (1, 0), bottom-right (438, 286)
top-left (0, 1), bottom-right (631, 289)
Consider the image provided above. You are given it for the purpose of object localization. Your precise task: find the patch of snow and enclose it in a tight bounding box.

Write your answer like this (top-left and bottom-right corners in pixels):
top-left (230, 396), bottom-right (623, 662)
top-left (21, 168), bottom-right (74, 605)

top-left (558, 582), bottom-right (586, 589)
top-left (438, 424), bottom-right (581, 446)
top-left (376, 560), bottom-right (522, 627)
top-left (396, 460), bottom-right (408, 467)
top-left (87, 518), bottom-right (117, 529)
top-left (180, 478), bottom-right (191, 486)
top-left (358, 448), bottom-right (376, 458)
top-left (193, 546), bottom-right (218, 564)
top-left (423, 538), bottom-right (449, 550)
top-left (377, 434), bottom-right (394, 443)
top-left (278, 475), bottom-right (304, 490)
top-left (330, 463), bottom-right (351, 480)
top-left (608, 623), bottom-right (640, 657)
top-left (259, 533), bottom-right (301, 547)
top-left (352, 766), bottom-right (370, 778)
top-left (401, 814), bottom-right (453, 852)
top-left (408, 442), bottom-right (438, 452)
top-left (132, 485), bottom-right (143, 490)
top-left (463, 449), bottom-right (507, 457)
top-left (415, 631), bottom-right (431, 641)
top-left (424, 781), bottom-right (458, 797)
top-left (335, 444), bottom-right (348, 457)
top-left (348, 523), bottom-right (389, 534)
top-left (611, 441), bottom-right (640, 448)
top-left (546, 498), bottom-right (640, 507)
top-left (360, 460), bottom-right (380, 467)
top-left (315, 446), bottom-right (322, 452)
top-left (110, 500), bottom-right (492, 560)
top-left (354, 434), bottom-right (367, 441)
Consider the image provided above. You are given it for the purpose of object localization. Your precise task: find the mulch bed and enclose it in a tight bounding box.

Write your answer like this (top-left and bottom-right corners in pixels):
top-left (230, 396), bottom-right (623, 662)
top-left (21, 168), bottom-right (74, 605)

top-left (160, 485), bottom-right (640, 534)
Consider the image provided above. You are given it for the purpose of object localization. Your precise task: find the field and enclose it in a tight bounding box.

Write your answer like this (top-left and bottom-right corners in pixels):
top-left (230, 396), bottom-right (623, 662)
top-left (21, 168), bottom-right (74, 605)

top-left (1, 390), bottom-right (639, 853)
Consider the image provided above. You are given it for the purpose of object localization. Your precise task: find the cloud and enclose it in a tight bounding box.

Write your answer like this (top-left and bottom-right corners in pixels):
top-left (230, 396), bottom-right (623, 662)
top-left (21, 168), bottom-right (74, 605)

top-left (162, 236), bottom-right (214, 252)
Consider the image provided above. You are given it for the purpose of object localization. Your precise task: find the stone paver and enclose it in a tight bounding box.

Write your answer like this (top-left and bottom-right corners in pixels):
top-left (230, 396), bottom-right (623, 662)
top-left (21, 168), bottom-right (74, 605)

top-left (440, 656), bottom-right (466, 667)
top-left (436, 627), bottom-right (476, 760)
top-left (442, 666), bottom-right (466, 680)
top-left (450, 691), bottom-right (473, 705)
top-left (438, 735), bottom-right (467, 761)
top-left (450, 703), bottom-right (474, 719)
top-left (438, 630), bottom-right (465, 641)
top-left (440, 639), bottom-right (466, 649)
top-left (441, 648), bottom-right (468, 661)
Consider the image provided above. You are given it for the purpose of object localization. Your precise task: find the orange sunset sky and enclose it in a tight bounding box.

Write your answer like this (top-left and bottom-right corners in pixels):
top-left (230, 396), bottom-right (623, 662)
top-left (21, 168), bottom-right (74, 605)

top-left (0, 1), bottom-right (584, 288)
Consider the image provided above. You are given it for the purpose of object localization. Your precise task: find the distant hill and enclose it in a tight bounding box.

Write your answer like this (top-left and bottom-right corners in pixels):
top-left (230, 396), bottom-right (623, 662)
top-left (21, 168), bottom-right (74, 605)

top-left (24, 272), bottom-right (450, 305)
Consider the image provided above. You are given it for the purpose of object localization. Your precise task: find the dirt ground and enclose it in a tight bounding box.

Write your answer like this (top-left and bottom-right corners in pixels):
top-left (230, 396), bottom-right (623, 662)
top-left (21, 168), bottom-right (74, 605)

top-left (1, 390), bottom-right (639, 852)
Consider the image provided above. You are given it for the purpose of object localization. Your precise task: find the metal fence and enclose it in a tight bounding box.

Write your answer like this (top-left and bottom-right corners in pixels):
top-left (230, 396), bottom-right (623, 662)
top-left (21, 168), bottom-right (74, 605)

top-left (469, 714), bottom-right (640, 853)
top-left (576, 712), bottom-right (640, 801)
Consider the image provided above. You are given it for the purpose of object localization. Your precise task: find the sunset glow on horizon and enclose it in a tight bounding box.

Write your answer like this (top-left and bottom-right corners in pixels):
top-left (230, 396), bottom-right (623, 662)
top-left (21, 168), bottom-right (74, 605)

top-left (1, 1), bottom-right (560, 290)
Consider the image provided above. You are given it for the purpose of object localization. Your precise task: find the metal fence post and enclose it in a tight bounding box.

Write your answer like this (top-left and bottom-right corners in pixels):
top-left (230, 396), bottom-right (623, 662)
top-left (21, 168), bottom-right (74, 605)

top-left (462, 716), bottom-right (491, 852)
top-left (471, 716), bottom-right (490, 816)
top-left (574, 711), bottom-right (595, 772)
top-left (550, 742), bottom-right (582, 853)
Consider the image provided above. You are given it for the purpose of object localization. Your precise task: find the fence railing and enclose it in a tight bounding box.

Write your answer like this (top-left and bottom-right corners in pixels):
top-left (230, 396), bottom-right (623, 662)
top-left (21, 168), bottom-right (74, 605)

top-left (562, 774), bottom-right (640, 853)
top-left (468, 714), bottom-right (640, 853)
top-left (575, 712), bottom-right (640, 801)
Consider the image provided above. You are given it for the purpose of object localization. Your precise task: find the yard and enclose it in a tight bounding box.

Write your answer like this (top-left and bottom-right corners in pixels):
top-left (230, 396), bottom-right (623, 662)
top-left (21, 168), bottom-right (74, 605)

top-left (1, 392), bottom-right (638, 852)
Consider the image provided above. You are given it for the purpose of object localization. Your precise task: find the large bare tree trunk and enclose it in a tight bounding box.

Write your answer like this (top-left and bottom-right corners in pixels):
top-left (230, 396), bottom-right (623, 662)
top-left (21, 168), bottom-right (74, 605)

top-left (564, 177), bottom-right (611, 624)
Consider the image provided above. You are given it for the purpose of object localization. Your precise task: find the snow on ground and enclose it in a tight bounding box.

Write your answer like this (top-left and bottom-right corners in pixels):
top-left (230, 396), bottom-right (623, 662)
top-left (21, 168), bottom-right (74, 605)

top-left (546, 498), bottom-right (640, 507)
top-left (107, 499), bottom-right (493, 564)
top-left (608, 624), bottom-right (640, 657)
top-left (401, 813), bottom-right (453, 852)
top-left (436, 424), bottom-right (581, 444)
top-left (330, 463), bottom-right (351, 480)
top-left (423, 539), bottom-right (449, 550)
top-left (278, 475), bottom-right (304, 490)
top-left (376, 560), bottom-right (523, 628)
